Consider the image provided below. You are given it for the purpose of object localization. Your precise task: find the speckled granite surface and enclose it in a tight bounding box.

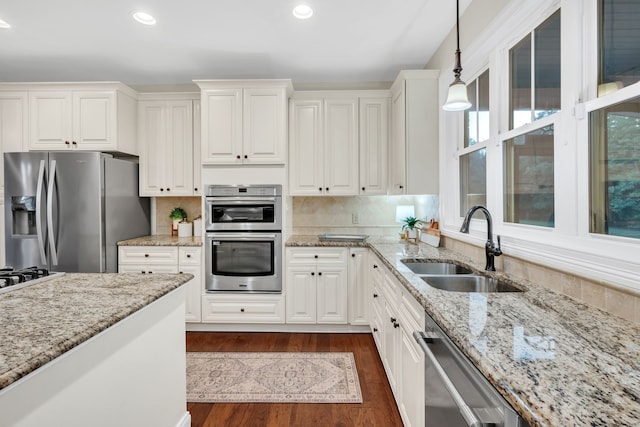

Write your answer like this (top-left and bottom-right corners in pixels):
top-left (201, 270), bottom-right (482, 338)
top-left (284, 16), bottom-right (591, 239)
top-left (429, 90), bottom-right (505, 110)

top-left (287, 235), bottom-right (640, 427)
top-left (118, 234), bottom-right (203, 246)
top-left (0, 273), bottom-right (192, 391)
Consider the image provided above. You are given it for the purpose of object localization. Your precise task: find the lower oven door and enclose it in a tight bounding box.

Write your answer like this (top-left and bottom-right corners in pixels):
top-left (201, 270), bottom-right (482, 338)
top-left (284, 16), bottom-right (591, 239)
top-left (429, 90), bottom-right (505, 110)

top-left (205, 232), bottom-right (282, 293)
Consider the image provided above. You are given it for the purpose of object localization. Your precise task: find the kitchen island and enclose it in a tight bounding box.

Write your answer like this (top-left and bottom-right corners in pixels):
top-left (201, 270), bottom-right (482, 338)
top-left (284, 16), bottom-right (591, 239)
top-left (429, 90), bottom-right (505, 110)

top-left (0, 273), bottom-right (193, 427)
top-left (287, 235), bottom-right (640, 427)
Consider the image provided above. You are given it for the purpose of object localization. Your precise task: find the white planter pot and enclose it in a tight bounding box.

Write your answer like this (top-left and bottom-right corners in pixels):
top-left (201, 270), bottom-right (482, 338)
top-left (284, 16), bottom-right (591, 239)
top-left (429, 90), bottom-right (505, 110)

top-left (178, 222), bottom-right (192, 238)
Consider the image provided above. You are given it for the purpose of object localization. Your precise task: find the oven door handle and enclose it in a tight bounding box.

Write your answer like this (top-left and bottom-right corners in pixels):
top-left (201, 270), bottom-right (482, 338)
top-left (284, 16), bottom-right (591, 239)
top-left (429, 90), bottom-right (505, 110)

top-left (413, 331), bottom-right (485, 427)
top-left (207, 197), bottom-right (276, 204)
top-left (208, 233), bottom-right (278, 241)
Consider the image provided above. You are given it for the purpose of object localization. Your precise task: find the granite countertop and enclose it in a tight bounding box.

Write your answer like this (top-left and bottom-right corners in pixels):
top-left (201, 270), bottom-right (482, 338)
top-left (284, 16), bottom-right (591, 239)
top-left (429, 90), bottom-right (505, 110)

top-left (287, 235), bottom-right (640, 427)
top-left (0, 273), bottom-right (192, 391)
top-left (118, 235), bottom-right (203, 247)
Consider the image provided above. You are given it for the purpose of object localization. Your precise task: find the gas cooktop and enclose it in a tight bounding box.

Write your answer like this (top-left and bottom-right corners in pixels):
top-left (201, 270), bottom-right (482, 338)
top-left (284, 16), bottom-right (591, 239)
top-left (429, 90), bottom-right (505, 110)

top-left (0, 267), bottom-right (65, 295)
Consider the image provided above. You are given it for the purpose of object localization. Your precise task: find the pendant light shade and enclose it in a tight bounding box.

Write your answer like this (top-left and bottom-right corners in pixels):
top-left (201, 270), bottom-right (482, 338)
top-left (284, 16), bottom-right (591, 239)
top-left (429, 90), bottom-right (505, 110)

top-left (443, 0), bottom-right (471, 111)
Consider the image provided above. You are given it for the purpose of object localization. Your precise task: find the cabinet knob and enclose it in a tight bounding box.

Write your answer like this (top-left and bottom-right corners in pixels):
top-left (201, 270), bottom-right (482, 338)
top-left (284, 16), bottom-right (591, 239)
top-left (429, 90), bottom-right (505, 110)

top-left (373, 264), bottom-right (378, 269)
top-left (314, 255), bottom-right (318, 259)
top-left (318, 271), bottom-right (322, 276)
top-left (319, 187), bottom-right (323, 192)
top-left (187, 254), bottom-right (191, 258)
top-left (141, 270), bottom-right (146, 274)
top-left (237, 155), bottom-right (241, 159)
top-left (160, 188), bottom-right (164, 192)
top-left (362, 187), bottom-right (365, 191)
top-left (72, 141), bottom-right (77, 145)
top-left (166, 188), bottom-right (170, 192)
top-left (179, 271), bottom-right (183, 274)
top-left (144, 254), bottom-right (149, 257)
top-left (148, 271), bottom-right (153, 274)
top-left (311, 272), bottom-right (315, 276)
top-left (240, 308), bottom-right (245, 313)
top-left (394, 322), bottom-right (400, 328)
top-left (244, 155), bottom-right (248, 159)
top-left (352, 253), bottom-right (356, 258)
top-left (390, 317), bottom-right (396, 323)
top-left (194, 188), bottom-right (198, 192)
top-left (373, 327), bottom-right (378, 332)
top-left (373, 293), bottom-right (378, 298)
top-left (399, 185), bottom-right (404, 189)
top-left (65, 141), bottom-right (70, 145)
top-left (325, 187), bottom-right (329, 191)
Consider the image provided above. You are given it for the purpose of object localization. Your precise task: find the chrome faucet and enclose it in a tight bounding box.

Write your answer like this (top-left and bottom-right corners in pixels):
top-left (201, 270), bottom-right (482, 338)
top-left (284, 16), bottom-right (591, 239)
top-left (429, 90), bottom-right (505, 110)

top-left (460, 205), bottom-right (502, 271)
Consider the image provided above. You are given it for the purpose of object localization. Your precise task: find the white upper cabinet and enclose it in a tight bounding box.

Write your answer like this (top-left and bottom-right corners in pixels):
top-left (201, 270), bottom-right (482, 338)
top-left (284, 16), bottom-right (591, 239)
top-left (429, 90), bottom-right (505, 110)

top-left (289, 91), bottom-right (389, 196)
top-left (359, 97), bottom-right (389, 195)
top-left (0, 92), bottom-right (28, 198)
top-left (289, 93), bottom-right (360, 196)
top-left (25, 83), bottom-right (137, 155)
top-left (389, 70), bottom-right (439, 195)
top-left (196, 80), bottom-right (292, 165)
top-left (138, 94), bottom-right (198, 196)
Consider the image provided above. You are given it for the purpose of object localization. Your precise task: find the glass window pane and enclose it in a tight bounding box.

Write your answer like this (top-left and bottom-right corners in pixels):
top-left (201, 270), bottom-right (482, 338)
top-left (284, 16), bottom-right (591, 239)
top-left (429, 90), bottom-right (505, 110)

top-left (464, 80), bottom-right (478, 147)
top-left (535, 11), bottom-right (561, 118)
top-left (590, 97), bottom-right (640, 239)
top-left (460, 148), bottom-right (487, 216)
top-left (504, 126), bottom-right (555, 227)
top-left (478, 70), bottom-right (490, 142)
top-left (600, 0), bottom-right (640, 91)
top-left (510, 34), bottom-right (532, 129)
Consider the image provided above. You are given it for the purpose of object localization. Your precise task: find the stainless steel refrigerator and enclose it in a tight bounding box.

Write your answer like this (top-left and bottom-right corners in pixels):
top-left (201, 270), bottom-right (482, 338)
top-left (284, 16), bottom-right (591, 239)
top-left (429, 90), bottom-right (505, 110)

top-left (4, 152), bottom-right (150, 272)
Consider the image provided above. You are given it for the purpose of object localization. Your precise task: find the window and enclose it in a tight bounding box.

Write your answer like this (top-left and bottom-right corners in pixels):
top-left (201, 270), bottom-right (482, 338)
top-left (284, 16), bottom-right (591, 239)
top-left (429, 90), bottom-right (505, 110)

top-left (590, 97), bottom-right (640, 239)
top-left (504, 126), bottom-right (555, 227)
top-left (460, 70), bottom-right (490, 216)
top-left (510, 10), bottom-right (561, 129)
top-left (599, 0), bottom-right (640, 94)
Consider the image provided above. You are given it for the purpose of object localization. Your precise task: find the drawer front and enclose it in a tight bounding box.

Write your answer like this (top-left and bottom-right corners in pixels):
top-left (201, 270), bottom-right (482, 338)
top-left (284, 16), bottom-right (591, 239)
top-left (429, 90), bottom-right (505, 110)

top-left (381, 267), bottom-right (401, 303)
top-left (201, 295), bottom-right (285, 324)
top-left (179, 247), bottom-right (201, 266)
top-left (118, 264), bottom-right (179, 274)
top-left (287, 247), bottom-right (348, 264)
top-left (118, 246), bottom-right (179, 265)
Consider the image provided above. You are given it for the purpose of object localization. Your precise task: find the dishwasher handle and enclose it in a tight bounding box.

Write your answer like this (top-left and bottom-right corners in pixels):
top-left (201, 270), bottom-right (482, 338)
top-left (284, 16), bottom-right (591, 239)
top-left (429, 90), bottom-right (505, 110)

top-left (413, 331), bottom-right (486, 427)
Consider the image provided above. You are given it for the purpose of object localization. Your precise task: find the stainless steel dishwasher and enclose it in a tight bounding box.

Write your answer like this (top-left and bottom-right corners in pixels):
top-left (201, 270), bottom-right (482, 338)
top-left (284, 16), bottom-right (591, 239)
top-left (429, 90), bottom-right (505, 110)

top-left (413, 312), bottom-right (529, 427)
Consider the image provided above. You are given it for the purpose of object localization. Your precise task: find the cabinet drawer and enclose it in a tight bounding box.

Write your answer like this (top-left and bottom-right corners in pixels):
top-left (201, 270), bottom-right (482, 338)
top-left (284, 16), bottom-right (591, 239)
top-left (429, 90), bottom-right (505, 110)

top-left (118, 246), bottom-right (178, 265)
top-left (118, 264), bottom-right (179, 274)
top-left (287, 247), bottom-right (348, 264)
top-left (179, 247), bottom-right (201, 266)
top-left (201, 294), bottom-right (285, 324)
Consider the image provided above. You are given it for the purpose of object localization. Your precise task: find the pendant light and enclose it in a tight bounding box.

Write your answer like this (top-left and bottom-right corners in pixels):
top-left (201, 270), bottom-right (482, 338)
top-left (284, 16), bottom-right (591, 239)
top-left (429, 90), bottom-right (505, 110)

top-left (442, 0), bottom-right (471, 111)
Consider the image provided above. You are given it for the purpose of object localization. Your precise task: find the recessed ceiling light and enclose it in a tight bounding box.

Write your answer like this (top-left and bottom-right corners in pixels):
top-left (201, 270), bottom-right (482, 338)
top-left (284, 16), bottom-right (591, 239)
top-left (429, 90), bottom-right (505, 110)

top-left (132, 11), bottom-right (156, 26)
top-left (0, 19), bottom-right (11, 29)
top-left (292, 5), bottom-right (313, 20)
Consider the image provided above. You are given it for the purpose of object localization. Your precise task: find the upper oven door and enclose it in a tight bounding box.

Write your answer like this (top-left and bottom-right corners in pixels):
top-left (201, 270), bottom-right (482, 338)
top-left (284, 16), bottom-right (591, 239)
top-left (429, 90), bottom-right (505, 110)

top-left (205, 196), bottom-right (281, 231)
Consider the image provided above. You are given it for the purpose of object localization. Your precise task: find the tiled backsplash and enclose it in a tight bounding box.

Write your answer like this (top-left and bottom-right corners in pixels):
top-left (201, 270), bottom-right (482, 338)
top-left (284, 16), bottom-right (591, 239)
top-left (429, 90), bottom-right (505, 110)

top-left (155, 197), bottom-right (202, 235)
top-left (442, 235), bottom-right (640, 325)
top-left (292, 195), bottom-right (439, 236)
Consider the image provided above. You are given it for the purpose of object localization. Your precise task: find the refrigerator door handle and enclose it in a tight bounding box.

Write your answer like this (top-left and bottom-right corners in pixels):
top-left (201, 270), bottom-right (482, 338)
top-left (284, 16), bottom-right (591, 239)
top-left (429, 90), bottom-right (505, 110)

top-left (35, 159), bottom-right (47, 265)
top-left (47, 160), bottom-right (59, 266)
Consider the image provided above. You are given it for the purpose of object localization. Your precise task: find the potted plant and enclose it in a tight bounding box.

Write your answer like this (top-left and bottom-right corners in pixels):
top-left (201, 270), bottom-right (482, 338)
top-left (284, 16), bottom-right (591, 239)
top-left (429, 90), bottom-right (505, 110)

top-left (169, 207), bottom-right (187, 234)
top-left (401, 216), bottom-right (422, 240)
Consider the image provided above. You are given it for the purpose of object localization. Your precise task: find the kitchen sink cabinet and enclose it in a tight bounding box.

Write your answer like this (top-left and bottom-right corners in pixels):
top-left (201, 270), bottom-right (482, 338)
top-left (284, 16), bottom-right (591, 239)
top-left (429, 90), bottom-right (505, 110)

top-left (369, 252), bottom-right (426, 427)
top-left (26, 84), bottom-right (137, 155)
top-left (196, 80), bottom-right (292, 165)
top-left (118, 245), bottom-right (202, 322)
top-left (138, 95), bottom-right (200, 196)
top-left (286, 247), bottom-right (349, 324)
top-left (0, 92), bottom-right (28, 201)
top-left (389, 70), bottom-right (439, 195)
top-left (289, 94), bottom-right (359, 196)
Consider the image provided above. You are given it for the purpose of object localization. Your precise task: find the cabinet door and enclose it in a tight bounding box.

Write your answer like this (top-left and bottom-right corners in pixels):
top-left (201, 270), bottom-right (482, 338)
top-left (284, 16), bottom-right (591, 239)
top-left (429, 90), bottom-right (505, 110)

top-left (166, 101), bottom-right (194, 195)
top-left (243, 87), bottom-right (286, 164)
top-left (382, 301), bottom-right (400, 395)
top-left (316, 264), bottom-right (348, 324)
top-left (138, 101), bottom-right (168, 196)
top-left (192, 101), bottom-right (202, 196)
top-left (0, 93), bottom-right (28, 197)
top-left (289, 99), bottom-right (324, 195)
top-left (359, 97), bottom-right (389, 195)
top-left (29, 92), bottom-right (73, 150)
top-left (73, 91), bottom-right (115, 150)
top-left (180, 265), bottom-right (202, 322)
top-left (348, 248), bottom-right (369, 325)
top-left (285, 265), bottom-right (317, 323)
top-left (323, 97), bottom-right (359, 196)
top-left (400, 324), bottom-right (425, 427)
top-left (389, 86), bottom-right (407, 194)
top-left (201, 89), bottom-right (243, 164)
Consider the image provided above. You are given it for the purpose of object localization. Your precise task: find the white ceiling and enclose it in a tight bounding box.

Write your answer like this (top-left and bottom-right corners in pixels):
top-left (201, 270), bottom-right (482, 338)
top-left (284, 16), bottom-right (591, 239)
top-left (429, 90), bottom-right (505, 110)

top-left (0, 0), bottom-right (471, 87)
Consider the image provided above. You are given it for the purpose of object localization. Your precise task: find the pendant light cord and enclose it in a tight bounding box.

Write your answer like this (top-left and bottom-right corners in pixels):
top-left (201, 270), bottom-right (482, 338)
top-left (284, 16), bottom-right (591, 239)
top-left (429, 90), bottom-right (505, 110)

top-left (453, 0), bottom-right (463, 81)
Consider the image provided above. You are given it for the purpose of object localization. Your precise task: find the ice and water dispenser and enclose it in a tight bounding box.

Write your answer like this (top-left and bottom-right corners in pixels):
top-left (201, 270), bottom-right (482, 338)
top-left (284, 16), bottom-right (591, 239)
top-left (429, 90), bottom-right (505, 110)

top-left (10, 196), bottom-right (37, 236)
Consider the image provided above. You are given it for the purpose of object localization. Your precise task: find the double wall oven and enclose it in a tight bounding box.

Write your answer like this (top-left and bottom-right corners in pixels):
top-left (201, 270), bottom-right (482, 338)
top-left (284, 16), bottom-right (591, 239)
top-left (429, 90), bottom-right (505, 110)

top-left (204, 185), bottom-right (282, 293)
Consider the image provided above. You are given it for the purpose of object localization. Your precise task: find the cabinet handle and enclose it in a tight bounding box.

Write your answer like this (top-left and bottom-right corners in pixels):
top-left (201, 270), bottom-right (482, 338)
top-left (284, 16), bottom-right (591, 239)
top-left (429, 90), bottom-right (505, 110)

top-left (314, 255), bottom-right (318, 259)
top-left (236, 155), bottom-right (241, 159)
top-left (141, 270), bottom-right (145, 274)
top-left (319, 187), bottom-right (323, 192)
top-left (399, 185), bottom-right (404, 189)
top-left (373, 327), bottom-right (378, 332)
top-left (148, 271), bottom-right (153, 274)
top-left (373, 293), bottom-right (378, 298)
top-left (179, 271), bottom-right (183, 274)
top-left (394, 322), bottom-right (400, 328)
top-left (240, 308), bottom-right (245, 313)
top-left (72, 141), bottom-right (77, 145)
top-left (160, 188), bottom-right (164, 192)
top-left (187, 254), bottom-right (191, 258)
top-left (318, 272), bottom-right (322, 276)
top-left (194, 188), bottom-right (198, 192)
top-left (362, 187), bottom-right (365, 191)
top-left (65, 141), bottom-right (70, 145)
top-left (144, 254), bottom-right (149, 257)
top-left (390, 317), bottom-right (396, 323)
top-left (244, 155), bottom-right (248, 159)
top-left (311, 272), bottom-right (315, 276)
top-left (325, 187), bottom-right (329, 191)
top-left (373, 264), bottom-right (378, 269)
top-left (352, 253), bottom-right (356, 258)
top-left (166, 188), bottom-right (170, 192)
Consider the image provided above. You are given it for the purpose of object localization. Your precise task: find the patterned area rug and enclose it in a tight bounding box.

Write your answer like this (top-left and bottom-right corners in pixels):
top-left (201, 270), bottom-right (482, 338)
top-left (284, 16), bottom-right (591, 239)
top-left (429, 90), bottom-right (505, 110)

top-left (186, 352), bottom-right (363, 403)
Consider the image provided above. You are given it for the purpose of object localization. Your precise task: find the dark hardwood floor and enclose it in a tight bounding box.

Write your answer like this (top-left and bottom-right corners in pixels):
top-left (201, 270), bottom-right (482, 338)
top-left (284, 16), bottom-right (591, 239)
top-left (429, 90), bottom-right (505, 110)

top-left (186, 332), bottom-right (403, 427)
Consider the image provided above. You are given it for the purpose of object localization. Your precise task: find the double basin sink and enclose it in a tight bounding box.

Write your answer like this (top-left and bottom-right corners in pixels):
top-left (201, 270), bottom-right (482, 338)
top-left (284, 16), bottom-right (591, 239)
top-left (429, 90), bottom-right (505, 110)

top-left (401, 260), bottom-right (523, 293)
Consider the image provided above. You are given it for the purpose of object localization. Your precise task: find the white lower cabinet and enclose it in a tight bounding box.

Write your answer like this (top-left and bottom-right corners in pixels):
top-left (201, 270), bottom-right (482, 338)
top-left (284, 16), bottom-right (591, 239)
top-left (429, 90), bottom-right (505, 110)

top-left (348, 248), bottom-right (370, 325)
top-left (369, 253), bottom-right (426, 427)
top-left (286, 247), bottom-right (348, 324)
top-left (118, 245), bottom-right (203, 322)
top-left (201, 294), bottom-right (285, 323)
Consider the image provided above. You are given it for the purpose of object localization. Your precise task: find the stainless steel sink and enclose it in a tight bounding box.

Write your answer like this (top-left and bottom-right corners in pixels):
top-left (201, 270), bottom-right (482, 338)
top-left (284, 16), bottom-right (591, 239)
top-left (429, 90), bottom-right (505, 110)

top-left (401, 260), bottom-right (473, 275)
top-left (421, 275), bottom-right (523, 293)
